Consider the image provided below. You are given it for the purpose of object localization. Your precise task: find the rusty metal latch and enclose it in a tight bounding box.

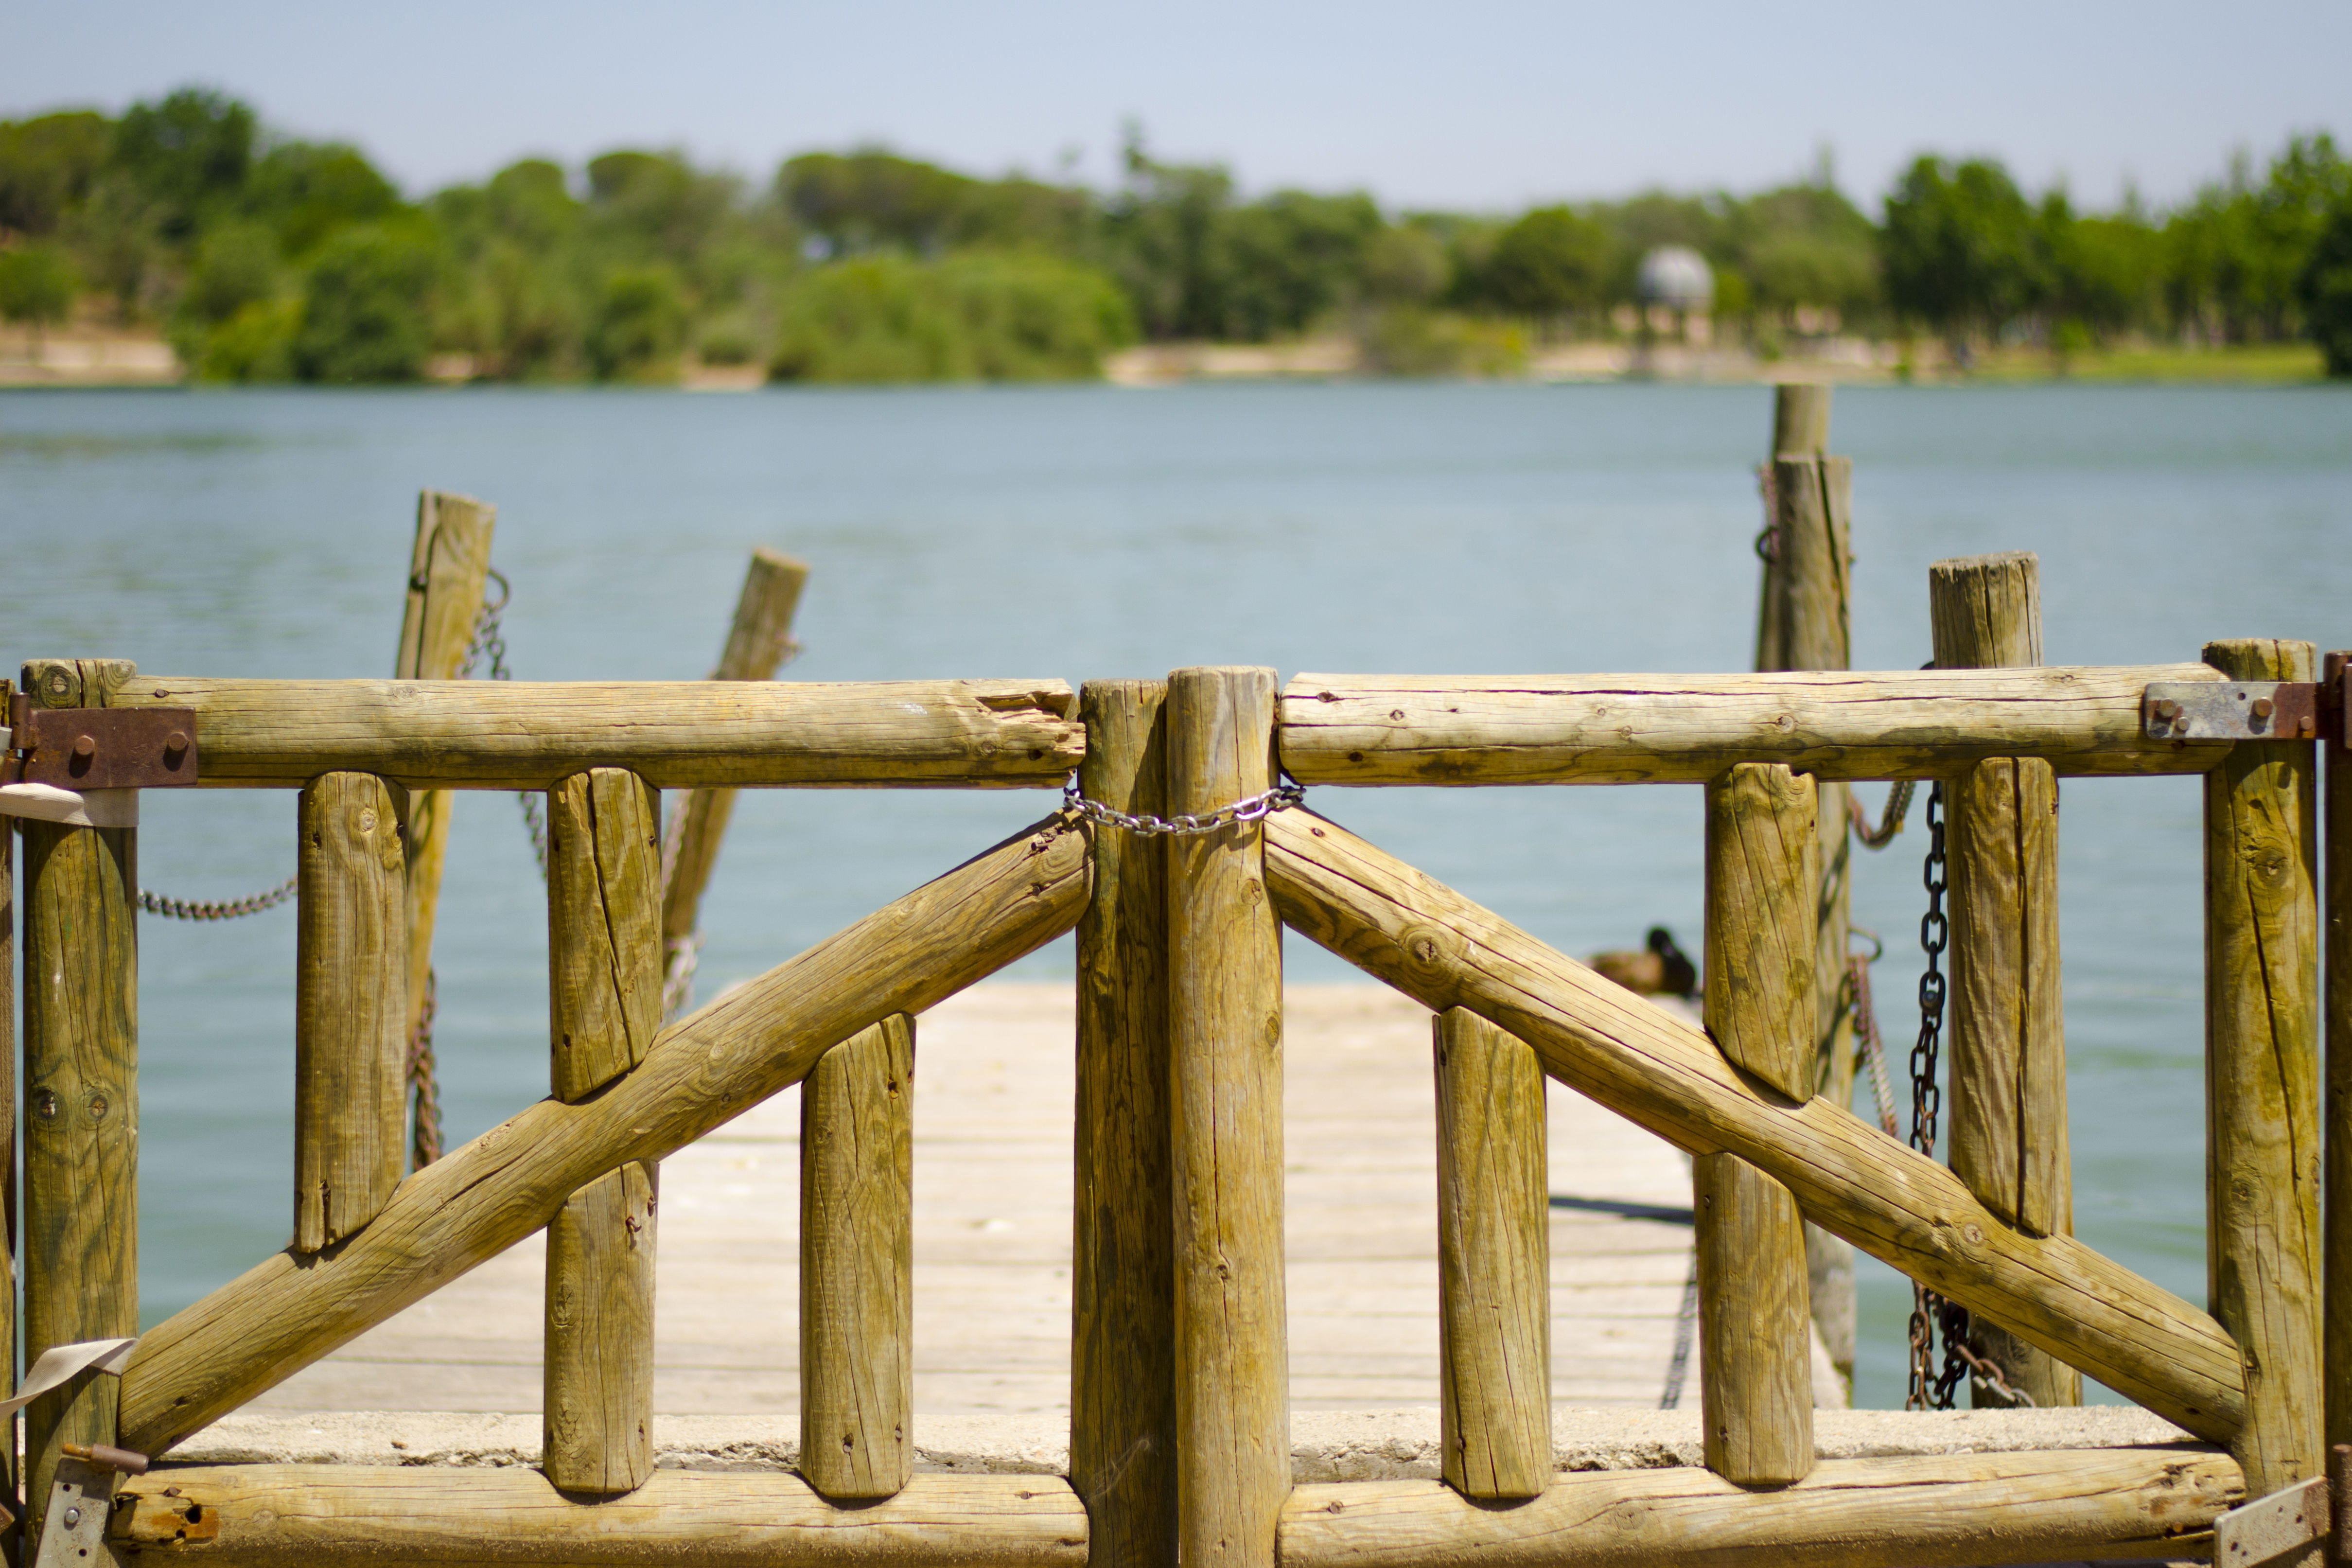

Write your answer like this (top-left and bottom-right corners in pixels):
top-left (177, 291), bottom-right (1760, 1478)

top-left (2142, 679), bottom-right (2339, 743)
top-left (3, 695), bottom-right (198, 789)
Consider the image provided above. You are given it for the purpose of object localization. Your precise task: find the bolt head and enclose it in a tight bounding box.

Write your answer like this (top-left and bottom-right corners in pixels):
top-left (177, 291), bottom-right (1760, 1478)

top-left (71, 734), bottom-right (95, 759)
top-left (2251, 697), bottom-right (2275, 720)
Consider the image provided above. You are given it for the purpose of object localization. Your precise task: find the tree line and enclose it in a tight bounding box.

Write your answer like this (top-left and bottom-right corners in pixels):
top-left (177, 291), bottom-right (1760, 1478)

top-left (1, 87), bottom-right (2347, 382)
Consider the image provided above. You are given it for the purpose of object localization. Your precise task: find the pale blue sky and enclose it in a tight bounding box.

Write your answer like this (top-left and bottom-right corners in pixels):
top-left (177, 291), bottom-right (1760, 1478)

top-left (4, 1), bottom-right (2344, 213)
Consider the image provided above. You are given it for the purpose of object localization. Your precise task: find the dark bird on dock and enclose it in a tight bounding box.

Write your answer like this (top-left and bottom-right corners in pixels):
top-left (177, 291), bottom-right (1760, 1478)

top-left (1589, 927), bottom-right (1697, 998)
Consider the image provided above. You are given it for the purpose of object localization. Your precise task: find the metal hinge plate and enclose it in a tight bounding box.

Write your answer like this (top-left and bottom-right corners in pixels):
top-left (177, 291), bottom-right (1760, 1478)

top-left (2215, 1473), bottom-right (2329, 1568)
top-left (2142, 680), bottom-right (2335, 742)
top-left (33, 1456), bottom-right (118, 1568)
top-left (4, 696), bottom-right (198, 789)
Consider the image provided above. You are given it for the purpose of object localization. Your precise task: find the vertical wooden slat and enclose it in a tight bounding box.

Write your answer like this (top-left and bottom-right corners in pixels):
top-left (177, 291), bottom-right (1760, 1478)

top-left (1930, 551), bottom-right (2079, 1409)
top-left (2205, 637), bottom-right (2323, 1499)
top-left (543, 767), bottom-right (663, 1495)
top-left (800, 1014), bottom-right (915, 1499)
top-left (2324, 649), bottom-right (2352, 1452)
top-left (0, 676), bottom-right (18, 1527)
top-left (1698, 759), bottom-right (1815, 1486)
top-left (659, 549), bottom-right (810, 1016)
top-left (1434, 1007), bottom-right (1550, 1499)
top-left (1168, 665), bottom-right (1287, 1568)
top-left (1071, 680), bottom-right (1176, 1567)
top-left (19, 657), bottom-right (139, 1554)
top-left (293, 772), bottom-right (409, 1252)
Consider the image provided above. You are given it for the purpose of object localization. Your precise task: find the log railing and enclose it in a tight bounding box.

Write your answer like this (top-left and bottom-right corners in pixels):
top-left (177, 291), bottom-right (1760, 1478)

top-left (6, 614), bottom-right (2339, 1567)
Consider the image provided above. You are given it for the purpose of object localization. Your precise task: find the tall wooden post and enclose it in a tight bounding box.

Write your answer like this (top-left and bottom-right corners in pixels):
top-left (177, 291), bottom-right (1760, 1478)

top-left (2205, 638), bottom-right (2323, 1499)
top-left (1754, 383), bottom-right (1856, 1391)
top-left (0, 677), bottom-right (18, 1530)
top-left (19, 657), bottom-right (139, 1553)
top-left (1929, 553), bottom-right (2078, 1408)
top-left (1434, 1008), bottom-right (1550, 1499)
top-left (1072, 680), bottom-right (1177, 1566)
top-left (800, 1015), bottom-right (916, 1499)
top-left (659, 549), bottom-right (809, 1017)
top-left (395, 490), bottom-right (494, 1167)
top-left (1168, 666), bottom-right (1287, 1568)
top-left (543, 768), bottom-right (663, 1494)
top-left (2325, 649), bottom-right (2352, 1452)
top-left (1698, 761), bottom-right (1817, 1486)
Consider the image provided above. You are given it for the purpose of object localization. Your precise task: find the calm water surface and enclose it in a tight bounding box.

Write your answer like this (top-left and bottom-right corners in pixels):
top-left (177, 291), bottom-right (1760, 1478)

top-left (2, 381), bottom-right (2348, 1409)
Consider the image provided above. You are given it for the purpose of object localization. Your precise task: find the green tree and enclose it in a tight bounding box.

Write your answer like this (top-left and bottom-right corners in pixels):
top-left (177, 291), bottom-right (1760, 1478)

top-left (1881, 156), bottom-right (2041, 353)
top-left (113, 88), bottom-right (256, 242)
top-left (0, 245), bottom-right (79, 349)
top-left (1481, 205), bottom-right (1612, 317)
top-left (1100, 141), bottom-right (1238, 339)
top-left (588, 264), bottom-right (688, 379)
top-left (245, 141), bottom-right (400, 256)
top-left (0, 111), bottom-right (113, 235)
top-left (293, 222), bottom-right (437, 382)
top-left (1220, 191), bottom-right (1383, 339)
top-left (2300, 198), bottom-right (2352, 375)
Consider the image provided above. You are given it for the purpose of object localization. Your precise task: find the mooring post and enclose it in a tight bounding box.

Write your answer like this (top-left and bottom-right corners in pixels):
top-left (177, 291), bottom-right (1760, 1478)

top-left (543, 768), bottom-right (663, 1494)
top-left (2205, 638), bottom-right (2323, 1500)
top-left (1754, 383), bottom-right (1857, 1392)
top-left (800, 1014), bottom-right (915, 1499)
top-left (1434, 1007), bottom-right (1551, 1498)
top-left (19, 658), bottom-right (140, 1555)
top-left (1698, 761), bottom-right (1818, 1485)
top-left (1168, 665), bottom-right (1287, 1568)
top-left (2325, 650), bottom-right (2352, 1453)
top-left (1072, 680), bottom-right (1177, 1566)
top-left (1929, 552), bottom-right (2079, 1408)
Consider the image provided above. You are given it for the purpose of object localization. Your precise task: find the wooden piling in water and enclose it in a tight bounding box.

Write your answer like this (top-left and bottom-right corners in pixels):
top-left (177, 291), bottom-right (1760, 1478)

top-left (800, 1015), bottom-right (916, 1499)
top-left (19, 657), bottom-right (140, 1554)
top-left (2325, 649), bottom-right (2352, 1452)
top-left (1071, 680), bottom-right (1177, 1567)
top-left (544, 767), bottom-right (664, 1494)
top-left (1930, 552), bottom-right (2078, 1409)
top-left (1434, 1007), bottom-right (1550, 1499)
top-left (1698, 761), bottom-right (1816, 1485)
top-left (1168, 665), bottom-right (1288, 1568)
top-left (2203, 637), bottom-right (2323, 1498)
top-left (293, 772), bottom-right (409, 1251)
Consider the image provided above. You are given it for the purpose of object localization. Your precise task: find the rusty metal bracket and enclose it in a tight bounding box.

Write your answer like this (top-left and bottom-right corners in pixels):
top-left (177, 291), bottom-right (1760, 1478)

top-left (2143, 679), bottom-right (2336, 743)
top-left (4, 695), bottom-right (198, 788)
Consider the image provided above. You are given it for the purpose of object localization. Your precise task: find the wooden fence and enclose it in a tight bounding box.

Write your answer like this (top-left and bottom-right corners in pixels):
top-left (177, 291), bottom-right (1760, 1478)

top-left (3, 598), bottom-right (2344, 1566)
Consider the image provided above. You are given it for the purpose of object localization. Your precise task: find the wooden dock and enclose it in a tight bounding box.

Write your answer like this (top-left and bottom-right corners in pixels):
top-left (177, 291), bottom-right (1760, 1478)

top-left (251, 982), bottom-right (1833, 1417)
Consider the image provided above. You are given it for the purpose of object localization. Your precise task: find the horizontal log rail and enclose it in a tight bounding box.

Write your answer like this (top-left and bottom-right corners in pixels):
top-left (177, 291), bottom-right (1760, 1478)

top-left (112, 676), bottom-right (1083, 789)
top-left (116, 815), bottom-right (1090, 1458)
top-left (1263, 808), bottom-right (2246, 1441)
top-left (1277, 1446), bottom-right (2238, 1568)
top-left (1278, 664), bottom-right (2229, 784)
top-left (112, 1466), bottom-right (1089, 1566)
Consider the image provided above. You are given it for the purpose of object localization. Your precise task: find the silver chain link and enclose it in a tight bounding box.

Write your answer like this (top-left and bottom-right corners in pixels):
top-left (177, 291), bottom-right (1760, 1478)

top-left (138, 877), bottom-right (298, 921)
top-left (1060, 772), bottom-right (1304, 836)
top-left (457, 568), bottom-right (549, 877)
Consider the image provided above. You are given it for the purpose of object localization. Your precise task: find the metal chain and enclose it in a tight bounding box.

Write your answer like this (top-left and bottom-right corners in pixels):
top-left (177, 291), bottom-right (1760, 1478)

top-left (1846, 948), bottom-right (1899, 1140)
top-left (1061, 772), bottom-right (1305, 836)
top-left (1906, 779), bottom-right (1954, 1410)
top-left (1849, 779), bottom-right (1915, 850)
top-left (138, 876), bottom-right (298, 921)
top-left (458, 568), bottom-right (549, 876)
top-left (662, 933), bottom-right (702, 1022)
top-left (1753, 463), bottom-right (1781, 562)
top-left (406, 969), bottom-right (443, 1169)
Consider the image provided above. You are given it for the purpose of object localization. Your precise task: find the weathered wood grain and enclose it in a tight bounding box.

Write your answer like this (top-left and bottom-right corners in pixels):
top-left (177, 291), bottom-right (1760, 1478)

top-left (1277, 1445), bottom-right (2242, 1568)
top-left (109, 1465), bottom-right (1089, 1566)
top-left (0, 679), bottom-right (14, 1510)
top-left (549, 769), bottom-right (664, 1099)
top-left (1764, 456), bottom-right (1851, 675)
top-left (2325, 649), bottom-right (2352, 1450)
top-left (1933, 551), bottom-right (2078, 1410)
top-left (2203, 638), bottom-right (2323, 1499)
top-left (117, 677), bottom-right (1084, 789)
top-left (1169, 666), bottom-right (1289, 1568)
top-left (801, 1016), bottom-right (916, 1499)
top-left (294, 772), bottom-right (410, 1251)
top-left (1770, 382), bottom-right (1830, 458)
top-left (661, 549), bottom-right (811, 995)
top-left (19, 656), bottom-right (140, 1552)
top-left (1703, 763), bottom-right (1818, 1099)
top-left (544, 1160), bottom-right (658, 1493)
top-left (1277, 664), bottom-right (2229, 785)
top-left (117, 814), bottom-right (1091, 1458)
top-left (1261, 807), bottom-right (2247, 1441)
top-left (1434, 1007), bottom-right (1550, 1498)
top-left (1695, 1152), bottom-right (1813, 1485)
top-left (1071, 679), bottom-right (1177, 1565)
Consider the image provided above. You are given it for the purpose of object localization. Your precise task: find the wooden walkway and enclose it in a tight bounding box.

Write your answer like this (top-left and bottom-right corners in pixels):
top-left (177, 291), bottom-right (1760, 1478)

top-left (255, 983), bottom-right (1831, 1415)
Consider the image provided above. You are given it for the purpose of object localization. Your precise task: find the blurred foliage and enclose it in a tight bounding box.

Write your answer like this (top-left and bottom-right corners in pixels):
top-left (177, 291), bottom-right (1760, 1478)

top-left (0, 86), bottom-right (2343, 380)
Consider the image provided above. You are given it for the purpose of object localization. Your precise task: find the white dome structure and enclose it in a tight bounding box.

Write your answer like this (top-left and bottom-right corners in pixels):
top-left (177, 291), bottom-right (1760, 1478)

top-left (1636, 246), bottom-right (1714, 312)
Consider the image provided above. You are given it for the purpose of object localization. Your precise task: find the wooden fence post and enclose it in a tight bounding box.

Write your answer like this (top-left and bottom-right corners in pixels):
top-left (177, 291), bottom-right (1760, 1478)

top-left (1929, 552), bottom-right (2078, 1408)
top-left (544, 768), bottom-right (663, 1494)
top-left (1434, 1008), bottom-right (1550, 1499)
top-left (1168, 666), bottom-right (1287, 1568)
top-left (659, 549), bottom-right (810, 1016)
top-left (2205, 637), bottom-right (2323, 1499)
top-left (1698, 761), bottom-right (1816, 1486)
top-left (1755, 384), bottom-right (1856, 1391)
top-left (395, 490), bottom-right (494, 1167)
top-left (800, 1015), bottom-right (915, 1499)
top-left (1072, 680), bottom-right (1177, 1566)
top-left (19, 657), bottom-right (140, 1553)
top-left (2325, 649), bottom-right (2352, 1452)
top-left (0, 677), bottom-right (18, 1534)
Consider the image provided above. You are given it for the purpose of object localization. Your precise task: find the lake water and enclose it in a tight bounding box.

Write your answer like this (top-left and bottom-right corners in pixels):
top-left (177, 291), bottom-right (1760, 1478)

top-left (2, 380), bottom-right (2348, 1410)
